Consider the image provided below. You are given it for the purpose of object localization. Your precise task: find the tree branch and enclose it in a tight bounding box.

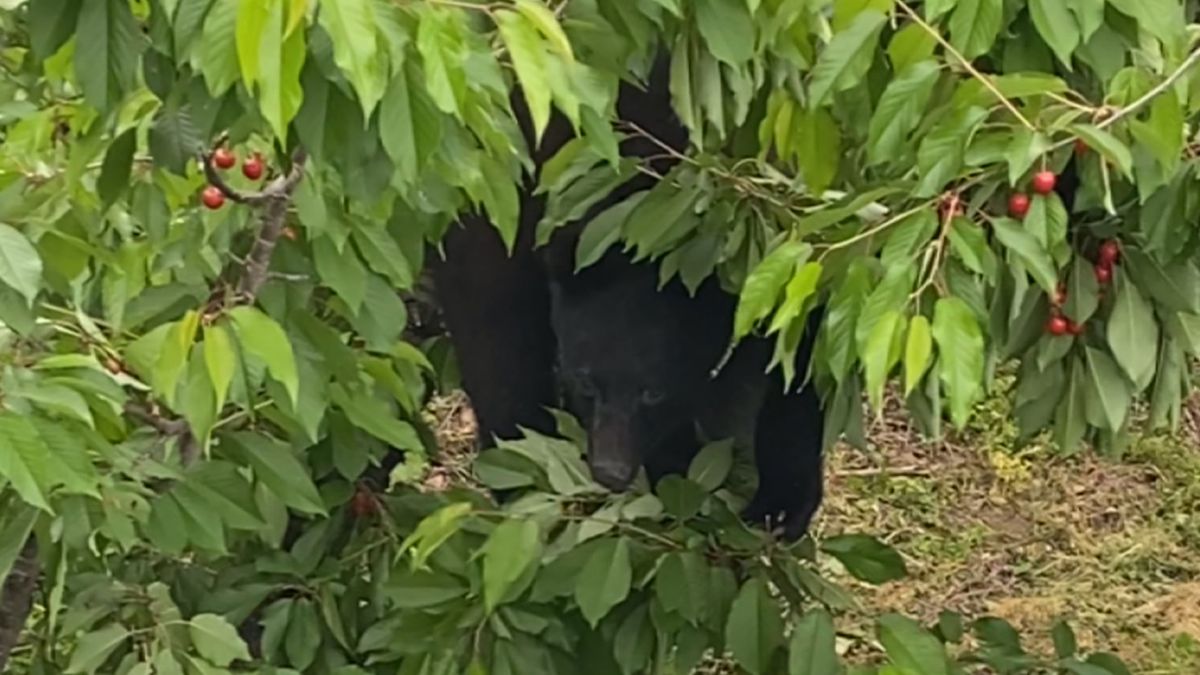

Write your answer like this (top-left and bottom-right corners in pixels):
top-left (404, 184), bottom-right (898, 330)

top-left (0, 538), bottom-right (39, 672)
top-left (232, 148), bottom-right (309, 303)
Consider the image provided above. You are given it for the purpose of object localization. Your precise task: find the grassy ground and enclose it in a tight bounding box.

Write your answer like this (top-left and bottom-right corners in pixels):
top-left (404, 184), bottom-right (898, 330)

top-left (816, 388), bottom-right (1200, 674)
top-left (424, 386), bottom-right (1200, 673)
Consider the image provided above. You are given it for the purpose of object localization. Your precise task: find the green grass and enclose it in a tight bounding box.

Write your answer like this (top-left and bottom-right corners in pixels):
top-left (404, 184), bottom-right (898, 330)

top-left (814, 388), bottom-right (1200, 673)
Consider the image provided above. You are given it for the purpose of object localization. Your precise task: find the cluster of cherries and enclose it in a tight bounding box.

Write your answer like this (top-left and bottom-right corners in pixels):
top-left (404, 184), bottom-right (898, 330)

top-left (200, 147), bottom-right (266, 210)
top-left (998, 162), bottom-right (1122, 336)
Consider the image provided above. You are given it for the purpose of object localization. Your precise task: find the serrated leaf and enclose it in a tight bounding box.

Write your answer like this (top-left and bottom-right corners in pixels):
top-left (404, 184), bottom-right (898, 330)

top-left (932, 297), bottom-right (984, 427)
top-left (189, 613), bottom-right (251, 667)
top-left (65, 623), bottom-right (130, 674)
top-left (655, 551), bottom-right (708, 623)
top-left (224, 432), bottom-right (325, 515)
top-left (877, 614), bottom-right (949, 675)
top-left (822, 534), bottom-right (907, 584)
top-left (904, 315), bottom-right (933, 395)
top-left (916, 107), bottom-right (987, 197)
top-left (793, 106), bottom-right (841, 194)
top-left (0, 224), bottom-right (43, 307)
top-left (330, 384), bottom-right (422, 450)
top-left (284, 598), bottom-right (321, 670)
top-left (991, 217), bottom-right (1059, 293)
top-left (0, 413), bottom-right (53, 511)
top-left (788, 609), bottom-right (839, 675)
top-left (317, 0), bottom-right (385, 117)
top-left (808, 11), bottom-right (887, 107)
top-left (199, 0), bottom-right (240, 95)
top-left (229, 306), bottom-right (299, 406)
top-left (695, 0), bottom-right (755, 66)
top-left (734, 241), bottom-right (810, 340)
top-left (1071, 124), bottom-right (1133, 179)
top-left (867, 61), bottom-right (940, 166)
top-left (203, 322), bottom-right (236, 413)
top-left (725, 578), bottom-right (784, 675)
top-left (1005, 129), bottom-right (1050, 186)
top-left (496, 9), bottom-right (551, 141)
top-left (1107, 273), bottom-right (1158, 387)
top-left (575, 194), bottom-right (644, 272)
top-left (98, 128), bottom-right (136, 209)
top-left (482, 519), bottom-right (542, 611)
top-left (257, 4), bottom-right (306, 142)
top-left (686, 438), bottom-right (734, 491)
top-left (514, 0), bottom-right (572, 62)
top-left (948, 0), bottom-right (1002, 59)
top-left (1084, 347), bottom-right (1132, 430)
top-left (149, 105), bottom-right (202, 175)
top-left (576, 537), bottom-right (632, 626)
top-left (863, 310), bottom-right (903, 411)
top-left (313, 235), bottom-right (367, 312)
top-left (1029, 0), bottom-right (1080, 67)
top-left (74, 0), bottom-right (141, 113)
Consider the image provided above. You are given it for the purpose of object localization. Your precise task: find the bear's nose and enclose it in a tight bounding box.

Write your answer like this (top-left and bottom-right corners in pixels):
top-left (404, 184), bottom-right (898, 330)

top-left (589, 458), bottom-right (637, 492)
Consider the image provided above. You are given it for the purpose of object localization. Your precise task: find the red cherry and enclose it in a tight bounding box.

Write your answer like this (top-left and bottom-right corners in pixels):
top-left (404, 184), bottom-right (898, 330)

top-left (1047, 315), bottom-right (1070, 336)
top-left (213, 147), bottom-right (236, 170)
top-left (1008, 193), bottom-right (1031, 219)
top-left (1098, 240), bottom-right (1120, 266)
top-left (1095, 263), bottom-right (1113, 285)
top-left (1068, 320), bottom-right (1085, 336)
top-left (201, 185), bottom-right (225, 210)
top-left (1074, 138), bottom-right (1088, 156)
top-left (242, 155), bottom-right (264, 180)
top-left (350, 489), bottom-right (378, 518)
top-left (1031, 170), bottom-right (1057, 195)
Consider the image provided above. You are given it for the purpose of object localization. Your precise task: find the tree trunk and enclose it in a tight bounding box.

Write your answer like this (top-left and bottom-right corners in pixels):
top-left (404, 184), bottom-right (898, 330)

top-left (0, 537), bottom-right (39, 672)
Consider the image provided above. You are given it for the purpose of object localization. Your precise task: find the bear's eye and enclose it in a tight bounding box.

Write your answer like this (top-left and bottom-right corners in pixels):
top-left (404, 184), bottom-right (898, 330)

top-left (640, 388), bottom-right (666, 406)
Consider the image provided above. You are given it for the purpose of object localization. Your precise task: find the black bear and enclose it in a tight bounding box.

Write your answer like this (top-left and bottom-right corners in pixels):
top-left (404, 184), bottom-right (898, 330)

top-left (429, 52), bottom-right (825, 539)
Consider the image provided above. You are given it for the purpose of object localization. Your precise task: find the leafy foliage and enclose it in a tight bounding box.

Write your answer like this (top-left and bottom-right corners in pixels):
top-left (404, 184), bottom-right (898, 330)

top-left (0, 0), bottom-right (1188, 671)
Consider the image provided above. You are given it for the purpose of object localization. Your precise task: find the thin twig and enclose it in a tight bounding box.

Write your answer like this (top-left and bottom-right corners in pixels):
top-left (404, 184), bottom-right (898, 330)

top-left (1102, 47), bottom-right (1200, 129)
top-left (896, 0), bottom-right (1037, 131)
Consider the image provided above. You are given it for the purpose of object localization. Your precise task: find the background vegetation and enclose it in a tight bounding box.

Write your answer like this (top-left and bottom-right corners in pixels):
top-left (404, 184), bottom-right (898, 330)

top-left (1, 0), bottom-right (1199, 672)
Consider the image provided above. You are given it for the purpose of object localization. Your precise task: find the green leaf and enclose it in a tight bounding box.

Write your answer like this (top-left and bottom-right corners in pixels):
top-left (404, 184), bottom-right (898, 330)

top-left (317, 0), bottom-right (385, 117)
top-left (285, 598), bottom-right (322, 671)
top-left (867, 60), bottom-right (940, 166)
top-left (1071, 124), bottom-right (1134, 179)
top-left (575, 537), bottom-right (632, 626)
top-left (822, 534), bottom-right (907, 584)
top-left (380, 72), bottom-right (419, 185)
top-left (515, 0), bottom-right (573, 61)
top-left (695, 0), bottom-right (755, 66)
top-left (1084, 347), bottom-right (1132, 430)
top-left (725, 578), bottom-right (784, 675)
top-left (224, 433), bottom-right (326, 515)
top-left (313, 235), bottom-right (368, 313)
top-left (863, 310), bottom-right (903, 411)
top-left (257, 4), bottom-right (306, 142)
top-left (74, 0), bottom-right (141, 113)
top-left (65, 623), bottom-right (130, 674)
top-left (1005, 129), bottom-right (1050, 186)
top-left (916, 107), bottom-right (987, 197)
top-left (149, 105), bottom-right (202, 175)
top-left (496, 9), bottom-right (551, 141)
top-left (887, 23), bottom-right (937, 72)
top-left (199, 0), bottom-right (240, 95)
top-left (330, 385), bottom-right (422, 450)
top-left (0, 413), bottom-right (55, 506)
top-left (655, 551), bottom-right (709, 623)
top-left (948, 0), bottom-right (1002, 59)
top-left (234, 0), bottom-right (269, 85)
top-left (904, 315), bottom-right (933, 395)
top-left (575, 194), bottom-right (644, 272)
top-left (793, 107), bottom-right (841, 194)
top-left (788, 609), bottom-right (839, 675)
top-left (228, 306), bottom-right (300, 405)
top-left (1106, 0), bottom-right (1183, 44)
top-left (1029, 0), bottom-right (1080, 67)
top-left (877, 613), bottom-right (949, 675)
top-left (0, 224), bottom-right (43, 307)
top-left (932, 297), bottom-right (984, 427)
top-left (808, 11), bottom-right (888, 107)
top-left (399, 502), bottom-right (472, 570)
top-left (0, 504), bottom-right (37, 586)
top-left (990, 217), bottom-right (1059, 293)
top-left (1107, 272), bottom-right (1158, 387)
top-left (98, 129), bottom-right (136, 209)
top-left (29, 0), bottom-right (81, 61)
top-left (203, 322), bottom-right (236, 413)
top-left (734, 241), bottom-right (810, 340)
top-left (482, 519), bottom-right (542, 611)
top-left (1063, 254), bottom-right (1100, 324)
top-left (189, 613), bottom-right (251, 667)
top-left (687, 438), bottom-right (734, 491)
